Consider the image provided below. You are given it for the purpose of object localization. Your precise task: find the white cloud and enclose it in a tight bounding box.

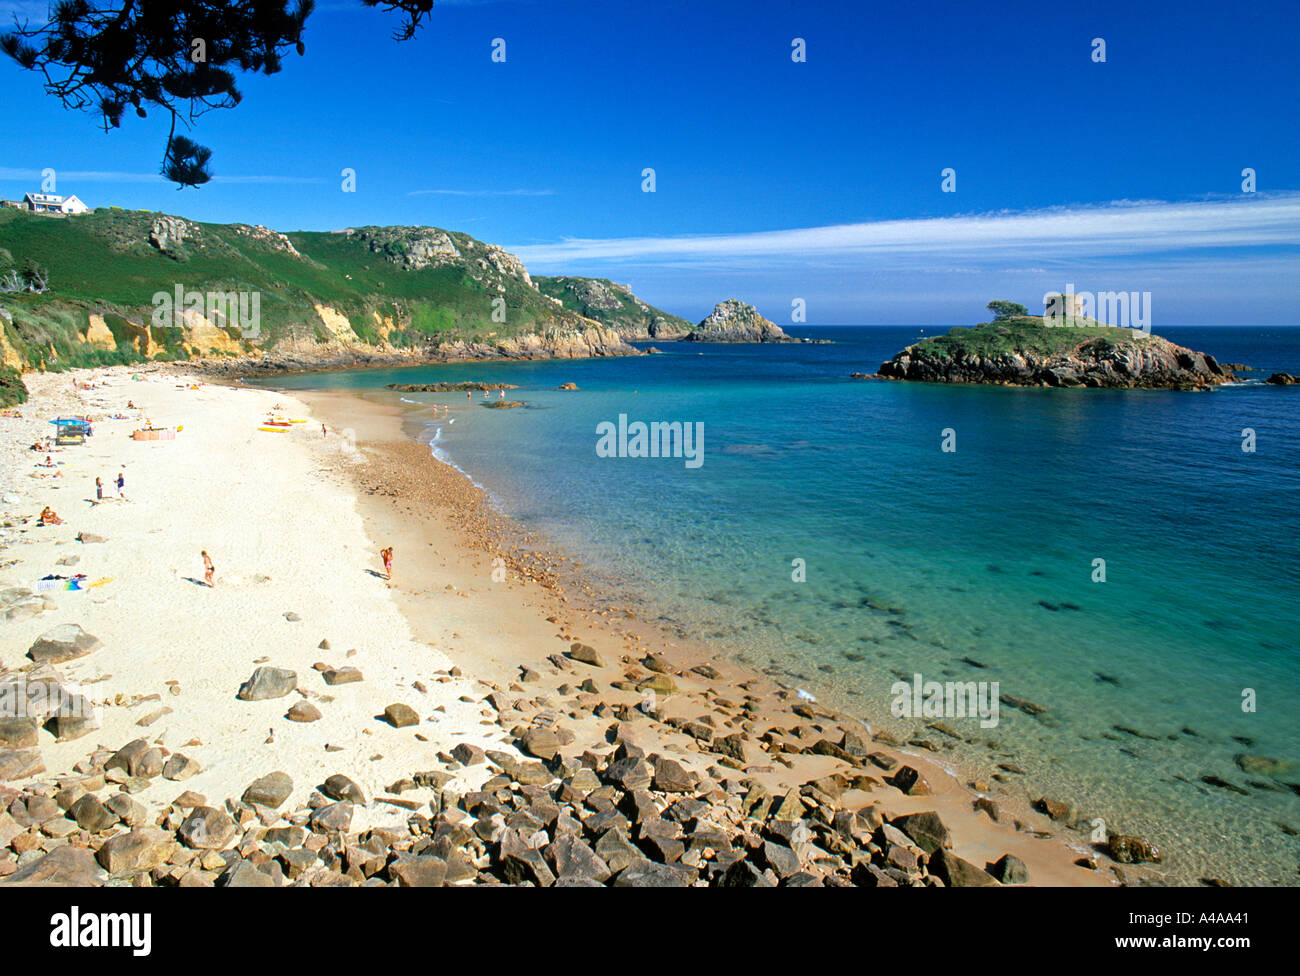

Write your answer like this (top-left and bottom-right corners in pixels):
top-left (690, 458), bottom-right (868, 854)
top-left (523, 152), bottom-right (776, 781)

top-left (510, 195), bottom-right (1300, 270)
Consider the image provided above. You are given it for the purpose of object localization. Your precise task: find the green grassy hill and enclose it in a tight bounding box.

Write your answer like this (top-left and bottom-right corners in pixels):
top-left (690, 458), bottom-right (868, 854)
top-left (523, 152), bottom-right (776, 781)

top-left (534, 275), bottom-right (691, 338)
top-left (0, 207), bottom-right (627, 400)
top-left (914, 315), bottom-right (1127, 357)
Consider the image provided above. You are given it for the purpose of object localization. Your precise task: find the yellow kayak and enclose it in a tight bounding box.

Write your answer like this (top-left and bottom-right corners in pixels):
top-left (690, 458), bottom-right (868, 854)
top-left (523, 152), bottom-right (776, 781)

top-left (258, 426), bottom-right (289, 433)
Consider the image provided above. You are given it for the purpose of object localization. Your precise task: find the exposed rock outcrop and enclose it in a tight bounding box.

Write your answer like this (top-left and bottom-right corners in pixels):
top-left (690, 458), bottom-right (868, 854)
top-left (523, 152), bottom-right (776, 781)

top-left (386, 382), bottom-right (519, 392)
top-left (231, 224), bottom-right (302, 258)
top-left (878, 330), bottom-right (1237, 390)
top-left (682, 300), bottom-right (794, 343)
top-left (534, 276), bottom-right (692, 339)
top-left (433, 323), bottom-right (637, 361)
top-left (148, 216), bottom-right (193, 255)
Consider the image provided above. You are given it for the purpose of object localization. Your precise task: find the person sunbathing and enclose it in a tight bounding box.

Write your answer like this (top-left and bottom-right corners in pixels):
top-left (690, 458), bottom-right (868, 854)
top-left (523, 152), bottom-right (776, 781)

top-left (38, 507), bottom-right (63, 525)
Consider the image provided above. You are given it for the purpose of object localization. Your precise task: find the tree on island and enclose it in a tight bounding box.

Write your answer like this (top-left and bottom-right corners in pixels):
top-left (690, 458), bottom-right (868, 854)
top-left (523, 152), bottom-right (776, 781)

top-left (986, 300), bottom-right (1028, 321)
top-left (1, 1), bottom-right (438, 188)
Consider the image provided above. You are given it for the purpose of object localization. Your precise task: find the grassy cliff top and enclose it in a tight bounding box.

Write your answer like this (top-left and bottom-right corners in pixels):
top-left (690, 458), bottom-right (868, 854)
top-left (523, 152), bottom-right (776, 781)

top-left (910, 315), bottom-right (1149, 358)
top-left (0, 208), bottom-right (593, 373)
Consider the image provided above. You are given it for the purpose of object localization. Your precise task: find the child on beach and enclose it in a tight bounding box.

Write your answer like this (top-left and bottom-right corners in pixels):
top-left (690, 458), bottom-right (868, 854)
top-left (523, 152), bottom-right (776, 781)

top-left (116, 471), bottom-right (126, 500)
top-left (380, 546), bottom-right (393, 580)
top-left (202, 550), bottom-right (215, 587)
top-left (95, 477), bottom-right (104, 502)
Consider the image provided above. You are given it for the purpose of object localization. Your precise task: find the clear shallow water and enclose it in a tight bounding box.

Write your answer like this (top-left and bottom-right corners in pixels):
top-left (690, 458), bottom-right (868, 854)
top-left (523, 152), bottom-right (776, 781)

top-left (266, 326), bottom-right (1300, 884)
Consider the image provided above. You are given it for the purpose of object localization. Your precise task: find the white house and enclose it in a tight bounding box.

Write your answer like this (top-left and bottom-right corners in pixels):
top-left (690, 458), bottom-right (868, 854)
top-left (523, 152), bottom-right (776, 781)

top-left (22, 192), bottom-right (89, 215)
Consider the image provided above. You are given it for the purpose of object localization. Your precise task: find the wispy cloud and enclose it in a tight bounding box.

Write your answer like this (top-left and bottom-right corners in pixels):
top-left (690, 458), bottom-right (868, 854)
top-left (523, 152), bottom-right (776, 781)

top-left (408, 188), bottom-right (555, 197)
top-left (0, 167), bottom-right (328, 186)
top-left (511, 195), bottom-right (1300, 271)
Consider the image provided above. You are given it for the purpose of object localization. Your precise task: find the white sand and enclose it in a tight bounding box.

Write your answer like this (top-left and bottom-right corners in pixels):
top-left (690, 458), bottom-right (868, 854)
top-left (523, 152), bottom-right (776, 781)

top-left (1, 365), bottom-right (507, 826)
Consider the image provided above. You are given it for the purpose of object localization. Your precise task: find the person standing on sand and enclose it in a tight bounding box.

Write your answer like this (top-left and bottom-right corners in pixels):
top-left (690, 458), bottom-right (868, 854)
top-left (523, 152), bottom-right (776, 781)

top-left (380, 546), bottom-right (393, 580)
top-left (116, 470), bottom-right (126, 500)
top-left (322, 423), bottom-right (327, 438)
top-left (95, 477), bottom-right (104, 502)
top-left (202, 550), bottom-right (215, 587)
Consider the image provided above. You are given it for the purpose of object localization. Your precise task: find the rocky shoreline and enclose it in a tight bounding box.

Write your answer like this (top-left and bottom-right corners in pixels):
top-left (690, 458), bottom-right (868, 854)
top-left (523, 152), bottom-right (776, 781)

top-left (0, 650), bottom-right (1065, 888)
top-left (878, 330), bottom-right (1239, 390)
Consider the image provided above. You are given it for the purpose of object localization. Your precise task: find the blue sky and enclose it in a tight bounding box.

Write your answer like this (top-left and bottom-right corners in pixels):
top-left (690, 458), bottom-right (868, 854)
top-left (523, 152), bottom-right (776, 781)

top-left (2, 0), bottom-right (1298, 324)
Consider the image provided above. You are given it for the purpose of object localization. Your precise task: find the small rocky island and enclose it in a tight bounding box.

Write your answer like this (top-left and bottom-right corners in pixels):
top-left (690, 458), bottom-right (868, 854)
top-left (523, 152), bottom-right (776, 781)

top-left (876, 301), bottom-right (1239, 390)
top-left (682, 299), bottom-right (796, 343)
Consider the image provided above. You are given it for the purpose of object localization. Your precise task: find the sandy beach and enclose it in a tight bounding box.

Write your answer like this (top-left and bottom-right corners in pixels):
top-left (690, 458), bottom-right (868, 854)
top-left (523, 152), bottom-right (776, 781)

top-left (0, 363), bottom-right (1124, 886)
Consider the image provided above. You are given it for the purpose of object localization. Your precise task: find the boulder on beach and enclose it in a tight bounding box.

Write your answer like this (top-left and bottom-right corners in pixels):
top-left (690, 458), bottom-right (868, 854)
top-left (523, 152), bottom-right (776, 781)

top-left (383, 703), bottom-right (419, 728)
top-left (931, 849), bottom-right (1000, 886)
top-left (987, 853), bottom-right (1030, 884)
top-left (27, 624), bottom-right (102, 665)
top-left (0, 748), bottom-right (44, 781)
top-left (236, 667), bottom-right (298, 701)
top-left (567, 643), bottom-right (604, 667)
top-left (1106, 833), bottom-right (1162, 864)
top-left (322, 666), bottom-right (362, 686)
top-left (286, 702), bottom-right (322, 722)
top-left (162, 753), bottom-right (201, 781)
top-left (178, 806), bottom-right (237, 850)
top-left (44, 691), bottom-right (99, 742)
top-left (892, 811), bottom-right (951, 854)
top-left (96, 828), bottom-right (176, 877)
top-left (0, 718), bottom-right (38, 750)
top-left (322, 774), bottom-right (366, 805)
top-left (1, 845), bottom-right (105, 886)
top-left (242, 771), bottom-right (294, 808)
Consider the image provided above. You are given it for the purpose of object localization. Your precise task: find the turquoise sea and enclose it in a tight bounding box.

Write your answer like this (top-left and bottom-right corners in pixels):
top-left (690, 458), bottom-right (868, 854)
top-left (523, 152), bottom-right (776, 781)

top-left (265, 326), bottom-right (1300, 885)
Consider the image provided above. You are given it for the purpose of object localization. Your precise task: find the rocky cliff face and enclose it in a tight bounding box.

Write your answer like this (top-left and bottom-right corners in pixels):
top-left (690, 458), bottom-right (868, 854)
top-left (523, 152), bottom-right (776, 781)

top-left (533, 276), bottom-right (692, 339)
top-left (878, 332), bottom-right (1237, 389)
top-left (683, 299), bottom-right (793, 343)
top-left (432, 322), bottom-right (635, 361)
top-left (191, 323), bottom-right (638, 377)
